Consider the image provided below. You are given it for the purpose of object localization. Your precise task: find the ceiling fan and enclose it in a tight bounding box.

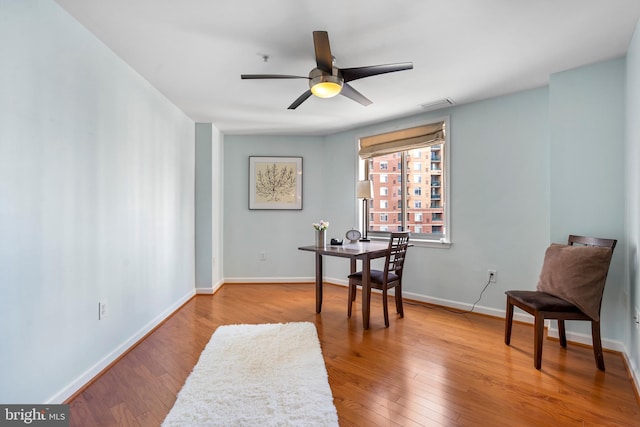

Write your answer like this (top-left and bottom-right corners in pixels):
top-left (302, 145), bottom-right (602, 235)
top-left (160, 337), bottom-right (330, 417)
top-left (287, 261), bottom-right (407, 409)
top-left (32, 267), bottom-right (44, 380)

top-left (241, 31), bottom-right (413, 109)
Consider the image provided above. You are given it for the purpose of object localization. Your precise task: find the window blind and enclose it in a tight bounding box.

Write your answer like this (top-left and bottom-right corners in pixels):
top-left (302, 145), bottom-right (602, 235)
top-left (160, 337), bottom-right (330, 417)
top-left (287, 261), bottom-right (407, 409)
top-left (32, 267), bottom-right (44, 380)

top-left (359, 121), bottom-right (445, 159)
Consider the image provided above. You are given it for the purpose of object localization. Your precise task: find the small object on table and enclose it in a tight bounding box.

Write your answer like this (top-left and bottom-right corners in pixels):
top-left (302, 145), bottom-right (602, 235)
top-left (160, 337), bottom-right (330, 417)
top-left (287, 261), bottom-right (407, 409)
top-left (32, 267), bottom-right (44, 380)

top-left (330, 238), bottom-right (343, 245)
top-left (345, 229), bottom-right (361, 243)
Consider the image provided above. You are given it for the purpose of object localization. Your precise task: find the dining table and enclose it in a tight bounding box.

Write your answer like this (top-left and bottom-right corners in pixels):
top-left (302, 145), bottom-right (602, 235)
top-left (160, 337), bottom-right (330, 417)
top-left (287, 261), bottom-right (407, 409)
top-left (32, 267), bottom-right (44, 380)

top-left (298, 240), bottom-right (391, 329)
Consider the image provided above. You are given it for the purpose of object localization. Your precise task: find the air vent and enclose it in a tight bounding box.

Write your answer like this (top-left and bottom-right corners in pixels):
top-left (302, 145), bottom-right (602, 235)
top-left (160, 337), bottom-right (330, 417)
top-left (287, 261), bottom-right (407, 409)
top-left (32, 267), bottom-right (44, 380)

top-left (419, 98), bottom-right (454, 112)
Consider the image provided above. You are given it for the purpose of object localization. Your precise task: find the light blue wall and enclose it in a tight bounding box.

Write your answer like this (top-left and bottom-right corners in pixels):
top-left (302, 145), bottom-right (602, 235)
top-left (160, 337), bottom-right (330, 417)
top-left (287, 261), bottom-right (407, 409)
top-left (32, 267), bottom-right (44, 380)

top-left (222, 60), bottom-right (630, 349)
top-left (195, 123), bottom-right (224, 291)
top-left (212, 129), bottom-right (224, 288)
top-left (2, 0), bottom-right (636, 403)
top-left (625, 19), bottom-right (640, 386)
top-left (223, 136), bottom-right (326, 279)
top-left (224, 88), bottom-right (550, 317)
top-left (549, 59), bottom-right (626, 340)
top-left (0, 1), bottom-right (195, 403)
top-left (320, 89), bottom-right (550, 315)
top-left (196, 123), bottom-right (213, 288)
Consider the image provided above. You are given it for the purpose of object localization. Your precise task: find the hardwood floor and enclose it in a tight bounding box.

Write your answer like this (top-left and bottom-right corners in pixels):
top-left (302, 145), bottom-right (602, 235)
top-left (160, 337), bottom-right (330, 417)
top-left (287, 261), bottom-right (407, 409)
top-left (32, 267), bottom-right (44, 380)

top-left (67, 283), bottom-right (640, 426)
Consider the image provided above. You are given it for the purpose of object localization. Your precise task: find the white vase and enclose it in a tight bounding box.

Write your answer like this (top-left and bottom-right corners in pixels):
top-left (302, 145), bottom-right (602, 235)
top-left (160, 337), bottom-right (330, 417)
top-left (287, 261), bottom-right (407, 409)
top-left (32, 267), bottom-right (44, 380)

top-left (315, 229), bottom-right (326, 247)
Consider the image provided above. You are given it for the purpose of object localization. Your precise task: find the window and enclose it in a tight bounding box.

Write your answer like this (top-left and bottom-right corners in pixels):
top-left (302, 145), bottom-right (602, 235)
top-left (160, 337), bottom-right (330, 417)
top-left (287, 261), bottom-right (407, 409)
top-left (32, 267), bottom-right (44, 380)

top-left (358, 120), bottom-right (449, 243)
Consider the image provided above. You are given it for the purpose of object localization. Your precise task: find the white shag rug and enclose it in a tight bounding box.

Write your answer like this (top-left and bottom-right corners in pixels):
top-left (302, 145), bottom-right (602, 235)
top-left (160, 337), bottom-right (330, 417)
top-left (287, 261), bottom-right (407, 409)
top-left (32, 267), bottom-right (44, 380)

top-left (162, 322), bottom-right (339, 427)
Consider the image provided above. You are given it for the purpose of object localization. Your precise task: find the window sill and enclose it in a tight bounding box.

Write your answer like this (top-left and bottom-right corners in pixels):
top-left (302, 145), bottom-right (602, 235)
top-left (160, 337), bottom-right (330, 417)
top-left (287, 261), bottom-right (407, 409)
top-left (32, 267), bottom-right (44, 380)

top-left (410, 239), bottom-right (452, 249)
top-left (368, 236), bottom-right (451, 249)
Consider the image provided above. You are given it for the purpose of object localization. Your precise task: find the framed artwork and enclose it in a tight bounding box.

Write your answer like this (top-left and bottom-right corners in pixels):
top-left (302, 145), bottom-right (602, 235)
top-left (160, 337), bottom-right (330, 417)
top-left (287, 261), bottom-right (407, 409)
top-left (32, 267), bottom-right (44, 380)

top-left (249, 156), bottom-right (303, 210)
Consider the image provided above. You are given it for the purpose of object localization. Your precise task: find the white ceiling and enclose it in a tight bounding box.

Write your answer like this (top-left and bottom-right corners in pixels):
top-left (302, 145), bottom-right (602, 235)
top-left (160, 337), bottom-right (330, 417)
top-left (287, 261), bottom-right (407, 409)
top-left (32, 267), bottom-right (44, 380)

top-left (54, 0), bottom-right (640, 136)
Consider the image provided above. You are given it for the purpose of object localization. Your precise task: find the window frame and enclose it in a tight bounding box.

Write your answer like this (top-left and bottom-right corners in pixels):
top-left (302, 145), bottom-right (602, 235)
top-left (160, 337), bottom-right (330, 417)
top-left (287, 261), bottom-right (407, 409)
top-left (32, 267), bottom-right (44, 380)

top-left (356, 117), bottom-right (451, 248)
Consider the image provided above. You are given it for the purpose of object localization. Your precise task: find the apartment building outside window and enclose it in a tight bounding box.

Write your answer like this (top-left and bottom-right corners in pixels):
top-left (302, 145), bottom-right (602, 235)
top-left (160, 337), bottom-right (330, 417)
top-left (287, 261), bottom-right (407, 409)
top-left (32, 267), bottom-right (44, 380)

top-left (358, 120), bottom-right (449, 243)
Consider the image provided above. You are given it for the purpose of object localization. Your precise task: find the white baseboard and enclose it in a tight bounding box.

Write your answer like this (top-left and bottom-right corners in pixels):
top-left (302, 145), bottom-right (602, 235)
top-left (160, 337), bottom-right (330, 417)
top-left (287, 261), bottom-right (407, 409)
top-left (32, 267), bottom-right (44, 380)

top-left (222, 278), bottom-right (632, 350)
top-left (401, 290), bottom-right (628, 353)
top-left (401, 290), bottom-right (509, 319)
top-left (622, 346), bottom-right (640, 398)
top-left (46, 288), bottom-right (195, 404)
top-left (49, 278), bottom-right (639, 404)
top-left (224, 276), bottom-right (314, 284)
top-left (546, 326), bottom-right (626, 353)
top-left (196, 279), bottom-right (224, 294)
top-left (221, 278), bottom-right (531, 323)
top-left (223, 279), bottom-right (632, 357)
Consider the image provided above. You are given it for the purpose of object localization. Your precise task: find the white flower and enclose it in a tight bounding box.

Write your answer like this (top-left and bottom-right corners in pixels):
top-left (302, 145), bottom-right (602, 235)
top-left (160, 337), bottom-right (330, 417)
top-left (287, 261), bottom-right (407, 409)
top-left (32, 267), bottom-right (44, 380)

top-left (312, 220), bottom-right (329, 231)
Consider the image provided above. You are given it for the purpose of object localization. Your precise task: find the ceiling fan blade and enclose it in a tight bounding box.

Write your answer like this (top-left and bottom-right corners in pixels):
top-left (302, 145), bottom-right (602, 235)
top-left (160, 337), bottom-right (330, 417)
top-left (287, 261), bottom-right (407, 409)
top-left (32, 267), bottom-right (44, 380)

top-left (313, 31), bottom-right (333, 73)
top-left (340, 62), bottom-right (413, 83)
top-left (241, 74), bottom-right (309, 79)
top-left (288, 90), bottom-right (313, 110)
top-left (340, 83), bottom-right (372, 107)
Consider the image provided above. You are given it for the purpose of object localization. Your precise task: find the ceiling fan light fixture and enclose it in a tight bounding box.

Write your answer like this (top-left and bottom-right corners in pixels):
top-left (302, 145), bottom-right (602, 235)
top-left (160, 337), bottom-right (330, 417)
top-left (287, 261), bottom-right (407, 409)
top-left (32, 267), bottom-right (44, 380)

top-left (310, 74), bottom-right (343, 98)
top-left (241, 31), bottom-right (413, 109)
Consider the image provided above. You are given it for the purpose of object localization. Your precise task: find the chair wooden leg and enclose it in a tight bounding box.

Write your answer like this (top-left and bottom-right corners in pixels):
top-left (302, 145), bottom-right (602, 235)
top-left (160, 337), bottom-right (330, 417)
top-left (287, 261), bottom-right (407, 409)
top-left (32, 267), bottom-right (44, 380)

top-left (591, 320), bottom-right (605, 371)
top-left (534, 312), bottom-right (545, 370)
top-left (504, 297), bottom-right (514, 345)
top-left (395, 284), bottom-right (404, 317)
top-left (382, 287), bottom-right (390, 328)
top-left (558, 320), bottom-right (567, 348)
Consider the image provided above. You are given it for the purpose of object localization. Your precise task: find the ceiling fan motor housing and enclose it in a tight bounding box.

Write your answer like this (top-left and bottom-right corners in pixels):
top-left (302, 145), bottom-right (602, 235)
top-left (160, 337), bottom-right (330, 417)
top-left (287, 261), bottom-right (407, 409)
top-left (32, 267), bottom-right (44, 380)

top-left (309, 67), bottom-right (343, 98)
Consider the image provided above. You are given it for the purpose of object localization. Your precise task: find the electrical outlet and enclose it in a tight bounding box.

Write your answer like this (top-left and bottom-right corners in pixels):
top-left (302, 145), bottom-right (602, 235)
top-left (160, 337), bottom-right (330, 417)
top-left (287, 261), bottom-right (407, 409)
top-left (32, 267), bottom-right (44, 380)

top-left (259, 251), bottom-right (266, 261)
top-left (487, 270), bottom-right (497, 283)
top-left (99, 301), bottom-right (107, 320)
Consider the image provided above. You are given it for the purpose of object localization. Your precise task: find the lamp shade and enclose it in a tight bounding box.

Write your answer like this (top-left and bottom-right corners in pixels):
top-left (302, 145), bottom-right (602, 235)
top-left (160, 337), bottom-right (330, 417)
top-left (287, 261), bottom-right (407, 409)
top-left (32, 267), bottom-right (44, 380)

top-left (357, 180), bottom-right (373, 199)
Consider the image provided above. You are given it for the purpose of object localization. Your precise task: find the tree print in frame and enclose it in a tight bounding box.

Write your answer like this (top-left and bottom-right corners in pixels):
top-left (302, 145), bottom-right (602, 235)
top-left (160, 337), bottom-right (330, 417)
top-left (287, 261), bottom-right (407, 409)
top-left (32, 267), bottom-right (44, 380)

top-left (249, 156), bottom-right (303, 210)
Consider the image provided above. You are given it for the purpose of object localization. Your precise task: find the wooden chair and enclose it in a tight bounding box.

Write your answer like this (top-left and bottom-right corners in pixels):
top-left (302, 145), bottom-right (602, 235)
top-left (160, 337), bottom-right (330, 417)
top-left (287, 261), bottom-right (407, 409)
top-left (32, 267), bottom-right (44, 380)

top-left (504, 235), bottom-right (617, 370)
top-left (347, 231), bottom-right (410, 327)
